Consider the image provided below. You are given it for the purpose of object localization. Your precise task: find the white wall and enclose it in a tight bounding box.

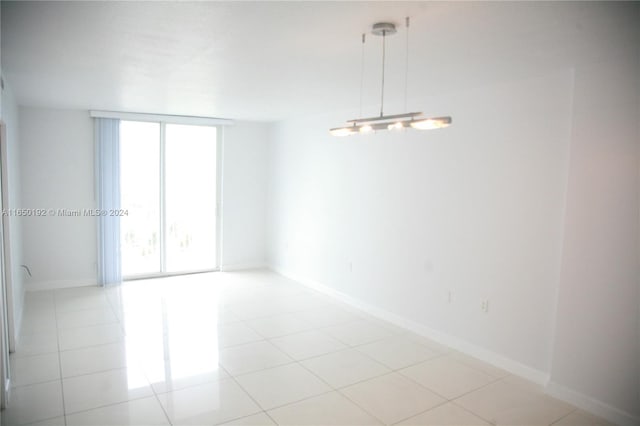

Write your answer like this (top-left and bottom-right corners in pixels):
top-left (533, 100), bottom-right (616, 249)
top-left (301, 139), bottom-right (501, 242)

top-left (18, 110), bottom-right (269, 286)
top-left (1, 78), bottom-right (25, 338)
top-left (267, 69), bottom-right (573, 377)
top-left (266, 4), bottom-right (639, 424)
top-left (548, 23), bottom-right (640, 422)
top-left (19, 108), bottom-right (97, 290)
top-left (221, 122), bottom-right (269, 270)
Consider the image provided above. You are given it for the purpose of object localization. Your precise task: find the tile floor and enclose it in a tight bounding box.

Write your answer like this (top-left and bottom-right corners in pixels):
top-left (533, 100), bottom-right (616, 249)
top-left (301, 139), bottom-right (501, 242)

top-left (3, 271), bottom-right (612, 426)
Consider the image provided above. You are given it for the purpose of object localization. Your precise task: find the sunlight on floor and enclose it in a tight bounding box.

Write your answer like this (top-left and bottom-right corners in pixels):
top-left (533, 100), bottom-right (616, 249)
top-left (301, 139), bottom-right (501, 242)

top-left (5, 271), bottom-right (611, 426)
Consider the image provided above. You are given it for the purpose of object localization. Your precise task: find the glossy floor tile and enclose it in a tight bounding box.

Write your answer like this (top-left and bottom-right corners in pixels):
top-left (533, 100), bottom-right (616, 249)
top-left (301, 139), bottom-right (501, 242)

top-left (450, 351), bottom-right (511, 379)
top-left (19, 311), bottom-right (57, 334)
top-left (143, 356), bottom-right (230, 394)
top-left (24, 416), bottom-right (66, 426)
top-left (58, 322), bottom-right (125, 351)
top-left (65, 396), bottom-right (170, 426)
top-left (62, 367), bottom-right (154, 414)
top-left (340, 373), bottom-right (445, 424)
top-left (355, 335), bottom-right (442, 370)
top-left (269, 329), bottom-right (347, 360)
top-left (221, 412), bottom-right (277, 426)
top-left (3, 381), bottom-right (64, 425)
top-left (56, 306), bottom-right (119, 329)
top-left (235, 363), bottom-right (330, 410)
top-left (245, 313), bottom-right (315, 339)
top-left (396, 402), bottom-right (491, 425)
top-left (218, 340), bottom-right (293, 375)
top-left (217, 322), bottom-right (264, 348)
top-left (454, 378), bottom-right (575, 425)
top-left (10, 353), bottom-right (60, 387)
top-left (552, 409), bottom-right (616, 426)
top-left (296, 305), bottom-right (363, 327)
top-left (13, 331), bottom-right (58, 358)
top-left (156, 379), bottom-right (261, 425)
top-left (399, 355), bottom-right (496, 399)
top-left (3, 271), bottom-right (595, 425)
top-left (322, 319), bottom-right (398, 346)
top-left (59, 341), bottom-right (131, 378)
top-left (267, 391), bottom-right (381, 425)
top-left (300, 348), bottom-right (391, 388)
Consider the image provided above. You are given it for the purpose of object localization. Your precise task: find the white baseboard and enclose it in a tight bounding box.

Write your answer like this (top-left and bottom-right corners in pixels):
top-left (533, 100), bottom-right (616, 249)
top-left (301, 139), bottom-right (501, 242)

top-left (11, 291), bottom-right (24, 350)
top-left (546, 381), bottom-right (639, 426)
top-left (3, 378), bottom-right (10, 409)
top-left (26, 279), bottom-right (98, 292)
top-left (220, 262), bottom-right (267, 272)
top-left (271, 265), bottom-right (549, 385)
top-left (269, 265), bottom-right (637, 426)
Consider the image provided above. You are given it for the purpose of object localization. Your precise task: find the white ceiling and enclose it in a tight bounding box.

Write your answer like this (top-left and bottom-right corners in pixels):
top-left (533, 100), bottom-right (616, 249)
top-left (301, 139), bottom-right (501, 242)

top-left (1, 1), bottom-right (636, 121)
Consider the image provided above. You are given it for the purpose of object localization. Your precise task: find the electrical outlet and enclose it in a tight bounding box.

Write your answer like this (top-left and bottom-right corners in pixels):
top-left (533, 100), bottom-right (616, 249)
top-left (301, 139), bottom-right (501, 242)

top-left (447, 290), bottom-right (453, 304)
top-left (348, 262), bottom-right (353, 273)
top-left (481, 299), bottom-right (489, 313)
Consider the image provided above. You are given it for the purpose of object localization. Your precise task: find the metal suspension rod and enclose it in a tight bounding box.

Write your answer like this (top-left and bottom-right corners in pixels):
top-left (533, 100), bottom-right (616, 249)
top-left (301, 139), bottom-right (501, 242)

top-left (359, 33), bottom-right (366, 117)
top-left (380, 30), bottom-right (386, 117)
top-left (404, 17), bottom-right (410, 112)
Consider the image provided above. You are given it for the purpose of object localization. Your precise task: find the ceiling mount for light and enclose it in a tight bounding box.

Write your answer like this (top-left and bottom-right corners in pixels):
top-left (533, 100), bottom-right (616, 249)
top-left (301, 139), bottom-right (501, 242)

top-left (371, 22), bottom-right (397, 36)
top-left (330, 18), bottom-right (453, 137)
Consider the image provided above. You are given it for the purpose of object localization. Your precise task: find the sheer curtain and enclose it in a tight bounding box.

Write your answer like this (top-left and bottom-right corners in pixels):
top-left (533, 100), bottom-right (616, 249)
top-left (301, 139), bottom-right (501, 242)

top-left (94, 118), bottom-right (121, 286)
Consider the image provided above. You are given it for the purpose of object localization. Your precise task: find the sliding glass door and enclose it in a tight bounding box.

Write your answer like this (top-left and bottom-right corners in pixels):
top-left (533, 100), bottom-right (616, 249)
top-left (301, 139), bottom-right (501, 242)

top-left (120, 121), bottom-right (162, 276)
top-left (120, 121), bottom-right (218, 278)
top-left (164, 124), bottom-right (218, 273)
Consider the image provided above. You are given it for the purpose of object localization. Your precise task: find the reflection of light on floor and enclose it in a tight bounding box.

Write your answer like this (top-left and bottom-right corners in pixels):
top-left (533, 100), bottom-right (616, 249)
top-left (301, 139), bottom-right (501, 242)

top-left (126, 365), bottom-right (151, 390)
top-left (119, 275), bottom-right (221, 391)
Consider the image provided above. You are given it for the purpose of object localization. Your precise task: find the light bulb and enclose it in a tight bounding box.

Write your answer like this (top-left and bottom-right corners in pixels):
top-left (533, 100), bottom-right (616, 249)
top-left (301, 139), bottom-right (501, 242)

top-left (410, 117), bottom-right (452, 130)
top-left (387, 121), bottom-right (404, 130)
top-left (359, 124), bottom-right (373, 133)
top-left (329, 126), bottom-right (357, 137)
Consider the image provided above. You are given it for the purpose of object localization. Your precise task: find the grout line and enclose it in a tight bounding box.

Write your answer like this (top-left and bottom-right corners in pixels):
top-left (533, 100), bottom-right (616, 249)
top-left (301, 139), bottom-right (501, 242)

top-left (225, 374), bottom-right (273, 422)
top-left (246, 387), bottom-right (338, 415)
top-left (152, 392), bottom-right (174, 426)
top-left (221, 337), bottom-right (368, 418)
top-left (212, 284), bottom-right (478, 422)
top-left (387, 400), bottom-right (452, 425)
top-left (549, 407), bottom-right (580, 425)
top-left (262, 409), bottom-right (279, 425)
top-left (130, 320), bottom-right (174, 426)
top-left (58, 365), bottom-right (140, 382)
top-left (57, 338), bottom-right (126, 355)
top-left (12, 272), bottom-right (579, 426)
top-left (56, 333), bottom-right (126, 354)
top-left (56, 318), bottom-right (124, 332)
top-left (54, 320), bottom-right (122, 334)
top-left (6, 377), bottom-right (62, 392)
top-left (62, 394), bottom-right (159, 420)
top-left (333, 386), bottom-right (390, 425)
top-left (448, 399), bottom-right (499, 425)
top-left (19, 413), bottom-right (67, 426)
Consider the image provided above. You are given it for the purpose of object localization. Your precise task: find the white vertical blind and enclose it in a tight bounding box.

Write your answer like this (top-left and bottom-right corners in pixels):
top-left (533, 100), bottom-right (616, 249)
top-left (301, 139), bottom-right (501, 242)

top-left (95, 118), bottom-right (121, 286)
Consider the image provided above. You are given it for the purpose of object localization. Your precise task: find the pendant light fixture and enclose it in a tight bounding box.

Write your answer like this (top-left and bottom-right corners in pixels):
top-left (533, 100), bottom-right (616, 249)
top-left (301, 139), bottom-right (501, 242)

top-left (329, 18), bottom-right (452, 136)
